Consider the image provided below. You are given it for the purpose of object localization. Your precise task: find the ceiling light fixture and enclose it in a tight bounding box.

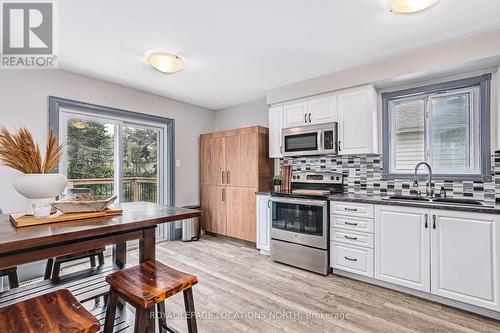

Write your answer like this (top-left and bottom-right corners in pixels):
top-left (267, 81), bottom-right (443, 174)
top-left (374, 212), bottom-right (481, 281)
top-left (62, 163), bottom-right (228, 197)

top-left (388, 0), bottom-right (440, 13)
top-left (146, 50), bottom-right (186, 74)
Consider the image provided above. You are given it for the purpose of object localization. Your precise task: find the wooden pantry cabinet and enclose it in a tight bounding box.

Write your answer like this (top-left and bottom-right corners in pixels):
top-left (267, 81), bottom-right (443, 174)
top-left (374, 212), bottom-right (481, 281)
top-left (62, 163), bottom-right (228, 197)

top-left (200, 126), bottom-right (273, 242)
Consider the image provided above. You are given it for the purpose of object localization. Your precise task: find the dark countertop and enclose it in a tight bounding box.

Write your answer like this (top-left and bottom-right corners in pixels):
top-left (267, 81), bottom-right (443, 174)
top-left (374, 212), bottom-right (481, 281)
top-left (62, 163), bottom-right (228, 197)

top-left (328, 193), bottom-right (500, 214)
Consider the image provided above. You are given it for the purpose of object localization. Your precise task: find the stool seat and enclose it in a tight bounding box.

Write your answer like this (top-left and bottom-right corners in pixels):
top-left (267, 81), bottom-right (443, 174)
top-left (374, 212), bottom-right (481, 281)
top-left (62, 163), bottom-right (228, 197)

top-left (0, 289), bottom-right (100, 333)
top-left (106, 260), bottom-right (198, 309)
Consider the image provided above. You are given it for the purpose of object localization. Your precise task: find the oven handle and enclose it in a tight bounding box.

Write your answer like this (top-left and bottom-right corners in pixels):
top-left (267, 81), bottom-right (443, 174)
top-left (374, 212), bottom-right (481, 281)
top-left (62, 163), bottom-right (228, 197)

top-left (269, 197), bottom-right (327, 207)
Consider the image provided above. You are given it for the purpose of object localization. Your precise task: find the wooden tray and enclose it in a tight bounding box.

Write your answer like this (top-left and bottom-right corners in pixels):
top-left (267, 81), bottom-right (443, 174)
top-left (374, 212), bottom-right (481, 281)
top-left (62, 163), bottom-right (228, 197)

top-left (9, 208), bottom-right (123, 228)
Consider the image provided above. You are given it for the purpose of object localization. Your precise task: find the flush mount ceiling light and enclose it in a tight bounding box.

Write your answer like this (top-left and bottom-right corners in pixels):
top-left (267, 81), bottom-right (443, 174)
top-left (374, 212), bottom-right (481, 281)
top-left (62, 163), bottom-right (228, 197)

top-left (146, 50), bottom-right (186, 74)
top-left (388, 0), bottom-right (440, 13)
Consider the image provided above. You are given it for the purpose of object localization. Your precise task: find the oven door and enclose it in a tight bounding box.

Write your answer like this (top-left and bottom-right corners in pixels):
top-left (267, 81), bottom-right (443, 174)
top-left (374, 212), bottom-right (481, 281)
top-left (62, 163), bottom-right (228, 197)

top-left (282, 129), bottom-right (321, 157)
top-left (270, 197), bottom-right (328, 249)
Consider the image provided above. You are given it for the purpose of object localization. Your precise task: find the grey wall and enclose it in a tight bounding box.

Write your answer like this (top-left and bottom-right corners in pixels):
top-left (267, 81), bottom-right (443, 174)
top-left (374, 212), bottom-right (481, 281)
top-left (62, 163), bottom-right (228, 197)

top-left (214, 99), bottom-right (268, 131)
top-left (0, 70), bottom-right (215, 213)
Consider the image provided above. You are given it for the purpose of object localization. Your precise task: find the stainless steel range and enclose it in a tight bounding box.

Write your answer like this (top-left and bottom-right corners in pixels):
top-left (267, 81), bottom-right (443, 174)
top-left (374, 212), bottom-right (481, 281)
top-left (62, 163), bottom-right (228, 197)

top-left (270, 171), bottom-right (343, 275)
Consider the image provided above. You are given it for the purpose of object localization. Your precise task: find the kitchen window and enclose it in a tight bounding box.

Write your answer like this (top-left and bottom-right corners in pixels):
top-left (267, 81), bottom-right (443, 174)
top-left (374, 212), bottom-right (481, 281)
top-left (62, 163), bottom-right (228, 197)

top-left (382, 74), bottom-right (491, 180)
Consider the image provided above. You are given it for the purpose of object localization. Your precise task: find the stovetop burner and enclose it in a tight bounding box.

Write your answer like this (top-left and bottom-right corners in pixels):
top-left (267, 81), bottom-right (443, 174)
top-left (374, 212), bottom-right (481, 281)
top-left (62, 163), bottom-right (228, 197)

top-left (272, 171), bottom-right (344, 200)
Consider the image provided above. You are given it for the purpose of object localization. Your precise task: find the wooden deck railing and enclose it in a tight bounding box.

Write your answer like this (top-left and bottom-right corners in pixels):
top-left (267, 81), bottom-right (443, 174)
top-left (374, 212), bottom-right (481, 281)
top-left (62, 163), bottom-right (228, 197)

top-left (68, 177), bottom-right (157, 203)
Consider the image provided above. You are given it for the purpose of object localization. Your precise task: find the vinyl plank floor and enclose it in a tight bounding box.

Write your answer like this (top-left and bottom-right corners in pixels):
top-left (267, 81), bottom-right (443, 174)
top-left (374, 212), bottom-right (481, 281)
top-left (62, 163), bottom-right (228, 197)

top-left (64, 235), bottom-right (500, 333)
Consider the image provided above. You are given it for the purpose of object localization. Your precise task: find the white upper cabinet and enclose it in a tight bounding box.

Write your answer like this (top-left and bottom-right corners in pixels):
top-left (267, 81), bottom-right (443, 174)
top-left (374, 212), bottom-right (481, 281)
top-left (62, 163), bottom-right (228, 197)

top-left (268, 106), bottom-right (284, 158)
top-left (308, 96), bottom-right (337, 125)
top-left (283, 102), bottom-right (308, 127)
top-left (375, 205), bottom-right (430, 292)
top-left (283, 96), bottom-right (338, 128)
top-left (337, 86), bottom-right (378, 155)
top-left (431, 210), bottom-right (500, 311)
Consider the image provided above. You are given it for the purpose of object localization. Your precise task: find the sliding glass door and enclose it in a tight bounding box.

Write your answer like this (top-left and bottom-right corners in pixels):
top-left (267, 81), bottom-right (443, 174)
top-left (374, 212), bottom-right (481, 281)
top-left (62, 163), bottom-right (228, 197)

top-left (59, 110), bottom-right (168, 238)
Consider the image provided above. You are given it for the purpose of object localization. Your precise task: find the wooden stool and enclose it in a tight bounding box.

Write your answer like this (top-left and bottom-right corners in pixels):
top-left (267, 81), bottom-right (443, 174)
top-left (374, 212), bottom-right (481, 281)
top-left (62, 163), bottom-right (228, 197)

top-left (0, 289), bottom-right (100, 333)
top-left (0, 267), bottom-right (19, 289)
top-left (104, 260), bottom-right (198, 333)
top-left (45, 247), bottom-right (105, 280)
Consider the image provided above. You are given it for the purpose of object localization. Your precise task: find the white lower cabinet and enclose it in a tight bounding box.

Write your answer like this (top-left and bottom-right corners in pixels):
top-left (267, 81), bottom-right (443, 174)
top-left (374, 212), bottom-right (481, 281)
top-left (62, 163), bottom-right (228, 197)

top-left (331, 242), bottom-right (374, 277)
top-left (375, 205), bottom-right (430, 292)
top-left (256, 194), bottom-right (271, 255)
top-left (431, 210), bottom-right (500, 311)
top-left (373, 205), bottom-right (500, 311)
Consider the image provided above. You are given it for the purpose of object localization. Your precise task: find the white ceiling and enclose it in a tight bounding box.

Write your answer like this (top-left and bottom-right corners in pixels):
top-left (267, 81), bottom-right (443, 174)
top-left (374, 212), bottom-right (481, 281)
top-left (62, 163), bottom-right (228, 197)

top-left (58, 0), bottom-right (500, 110)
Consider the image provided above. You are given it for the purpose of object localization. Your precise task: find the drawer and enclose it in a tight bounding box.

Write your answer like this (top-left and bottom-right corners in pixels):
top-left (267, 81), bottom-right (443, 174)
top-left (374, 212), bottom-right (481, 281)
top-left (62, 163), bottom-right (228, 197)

top-left (331, 215), bottom-right (374, 233)
top-left (331, 201), bottom-right (374, 218)
top-left (331, 242), bottom-right (374, 277)
top-left (331, 228), bottom-right (374, 248)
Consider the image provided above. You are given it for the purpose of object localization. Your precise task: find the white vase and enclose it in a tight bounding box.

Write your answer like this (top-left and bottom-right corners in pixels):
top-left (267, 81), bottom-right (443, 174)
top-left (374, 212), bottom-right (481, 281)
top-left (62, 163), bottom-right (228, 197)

top-left (13, 173), bottom-right (68, 201)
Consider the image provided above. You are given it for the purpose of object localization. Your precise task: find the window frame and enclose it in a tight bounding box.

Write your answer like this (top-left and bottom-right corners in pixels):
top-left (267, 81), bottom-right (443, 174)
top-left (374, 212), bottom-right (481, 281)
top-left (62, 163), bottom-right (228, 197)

top-left (381, 74), bottom-right (492, 181)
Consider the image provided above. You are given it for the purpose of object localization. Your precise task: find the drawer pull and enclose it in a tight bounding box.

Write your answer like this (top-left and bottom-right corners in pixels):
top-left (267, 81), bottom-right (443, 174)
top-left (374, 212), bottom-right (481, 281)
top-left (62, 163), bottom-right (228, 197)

top-left (344, 207), bottom-right (358, 212)
top-left (344, 256), bottom-right (358, 262)
top-left (344, 221), bottom-right (358, 226)
top-left (344, 235), bottom-right (358, 240)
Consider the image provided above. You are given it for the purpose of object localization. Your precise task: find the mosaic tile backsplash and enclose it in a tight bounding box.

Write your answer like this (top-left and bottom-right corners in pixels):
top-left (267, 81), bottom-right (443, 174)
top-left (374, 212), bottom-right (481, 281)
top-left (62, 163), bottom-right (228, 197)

top-left (280, 153), bottom-right (500, 204)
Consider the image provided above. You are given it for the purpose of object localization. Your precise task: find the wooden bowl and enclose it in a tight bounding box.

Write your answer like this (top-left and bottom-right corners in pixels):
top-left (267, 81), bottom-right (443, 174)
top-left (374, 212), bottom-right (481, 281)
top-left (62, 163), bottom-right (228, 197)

top-left (52, 195), bottom-right (117, 214)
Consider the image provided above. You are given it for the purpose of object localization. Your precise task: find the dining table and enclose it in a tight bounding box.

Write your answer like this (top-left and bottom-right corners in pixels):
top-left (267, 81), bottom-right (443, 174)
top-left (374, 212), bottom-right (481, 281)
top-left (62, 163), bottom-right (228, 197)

top-left (0, 201), bottom-right (202, 332)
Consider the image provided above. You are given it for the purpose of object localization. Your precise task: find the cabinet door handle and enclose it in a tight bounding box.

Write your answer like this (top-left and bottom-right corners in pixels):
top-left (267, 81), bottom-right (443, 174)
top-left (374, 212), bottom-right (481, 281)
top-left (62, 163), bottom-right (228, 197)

top-left (338, 141), bottom-right (342, 152)
top-left (267, 199), bottom-right (271, 208)
top-left (344, 207), bottom-right (358, 212)
top-left (344, 235), bottom-right (358, 240)
top-left (344, 221), bottom-right (358, 226)
top-left (221, 171), bottom-right (225, 184)
top-left (424, 214), bottom-right (428, 228)
top-left (280, 145), bottom-right (283, 154)
top-left (432, 215), bottom-right (436, 229)
top-left (304, 114), bottom-right (307, 123)
top-left (221, 188), bottom-right (226, 202)
top-left (227, 171), bottom-right (230, 184)
top-left (344, 256), bottom-right (358, 262)
top-left (308, 113), bottom-right (312, 123)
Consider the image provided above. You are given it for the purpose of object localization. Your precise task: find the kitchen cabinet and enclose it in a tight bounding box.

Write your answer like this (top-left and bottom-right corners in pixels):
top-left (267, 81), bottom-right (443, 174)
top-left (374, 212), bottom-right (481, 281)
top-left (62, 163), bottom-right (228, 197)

top-left (308, 96), bottom-right (337, 125)
top-left (374, 205), bottom-right (430, 292)
top-left (431, 210), bottom-right (500, 311)
top-left (337, 86), bottom-right (378, 155)
top-left (200, 126), bottom-right (273, 242)
top-left (268, 106), bottom-right (284, 158)
top-left (226, 187), bottom-right (257, 242)
top-left (256, 194), bottom-right (271, 255)
top-left (283, 102), bottom-right (308, 127)
top-left (200, 185), bottom-right (226, 235)
top-left (330, 201), bottom-right (374, 278)
top-left (225, 133), bottom-right (258, 187)
top-left (283, 96), bottom-right (337, 128)
top-left (200, 137), bottom-right (225, 185)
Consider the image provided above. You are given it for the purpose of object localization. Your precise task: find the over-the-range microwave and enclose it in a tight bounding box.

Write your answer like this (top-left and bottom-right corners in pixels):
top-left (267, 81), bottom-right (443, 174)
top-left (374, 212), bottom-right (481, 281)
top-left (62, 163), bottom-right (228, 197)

top-left (282, 122), bottom-right (338, 157)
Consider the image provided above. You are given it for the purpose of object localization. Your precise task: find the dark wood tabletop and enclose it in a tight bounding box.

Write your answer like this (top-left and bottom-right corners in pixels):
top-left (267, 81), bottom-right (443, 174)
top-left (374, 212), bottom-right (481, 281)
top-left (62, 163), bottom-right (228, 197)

top-left (0, 202), bottom-right (201, 256)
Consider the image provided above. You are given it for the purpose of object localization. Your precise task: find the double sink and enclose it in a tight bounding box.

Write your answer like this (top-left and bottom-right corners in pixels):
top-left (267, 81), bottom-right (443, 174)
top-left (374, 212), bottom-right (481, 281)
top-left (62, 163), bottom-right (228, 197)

top-left (383, 195), bottom-right (493, 208)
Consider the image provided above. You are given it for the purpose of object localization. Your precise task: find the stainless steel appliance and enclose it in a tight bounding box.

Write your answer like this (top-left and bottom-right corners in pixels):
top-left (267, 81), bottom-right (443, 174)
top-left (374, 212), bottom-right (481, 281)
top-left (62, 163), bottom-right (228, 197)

top-left (181, 205), bottom-right (200, 242)
top-left (282, 122), bottom-right (338, 157)
top-left (270, 171), bottom-right (343, 275)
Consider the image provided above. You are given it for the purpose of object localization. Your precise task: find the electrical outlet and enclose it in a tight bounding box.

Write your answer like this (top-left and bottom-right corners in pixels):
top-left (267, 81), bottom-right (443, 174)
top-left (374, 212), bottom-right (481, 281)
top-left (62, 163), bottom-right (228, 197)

top-left (175, 160), bottom-right (181, 168)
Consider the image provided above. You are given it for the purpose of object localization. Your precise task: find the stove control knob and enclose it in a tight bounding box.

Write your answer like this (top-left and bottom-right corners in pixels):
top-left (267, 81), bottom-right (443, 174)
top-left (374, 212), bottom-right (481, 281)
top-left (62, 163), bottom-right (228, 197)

top-left (293, 176), bottom-right (297, 179)
top-left (297, 175), bottom-right (300, 179)
top-left (331, 176), bottom-right (335, 180)
top-left (336, 176), bottom-right (340, 180)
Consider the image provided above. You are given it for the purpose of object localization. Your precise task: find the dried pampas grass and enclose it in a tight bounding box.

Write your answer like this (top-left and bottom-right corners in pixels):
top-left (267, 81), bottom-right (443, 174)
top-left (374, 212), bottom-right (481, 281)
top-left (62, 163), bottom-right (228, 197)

top-left (0, 127), bottom-right (64, 174)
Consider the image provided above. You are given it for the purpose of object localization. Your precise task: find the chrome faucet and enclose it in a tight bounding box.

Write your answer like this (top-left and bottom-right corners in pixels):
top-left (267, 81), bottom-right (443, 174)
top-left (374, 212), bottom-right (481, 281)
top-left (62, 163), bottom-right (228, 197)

top-left (413, 162), bottom-right (434, 197)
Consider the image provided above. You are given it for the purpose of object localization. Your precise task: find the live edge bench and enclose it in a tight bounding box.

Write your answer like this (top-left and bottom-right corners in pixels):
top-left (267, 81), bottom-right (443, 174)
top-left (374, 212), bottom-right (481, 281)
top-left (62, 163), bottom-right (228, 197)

top-left (0, 202), bottom-right (202, 333)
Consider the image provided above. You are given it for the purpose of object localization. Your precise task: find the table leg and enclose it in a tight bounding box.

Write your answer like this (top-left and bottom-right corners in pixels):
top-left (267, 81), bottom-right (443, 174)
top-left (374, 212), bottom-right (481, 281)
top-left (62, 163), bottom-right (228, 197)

top-left (112, 242), bottom-right (127, 269)
top-left (140, 227), bottom-right (156, 263)
top-left (140, 227), bottom-right (157, 333)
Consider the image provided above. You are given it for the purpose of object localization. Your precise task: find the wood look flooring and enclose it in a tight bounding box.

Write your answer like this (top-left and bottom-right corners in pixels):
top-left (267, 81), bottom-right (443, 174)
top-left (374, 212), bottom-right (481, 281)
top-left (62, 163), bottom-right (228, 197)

top-left (67, 235), bottom-right (500, 333)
